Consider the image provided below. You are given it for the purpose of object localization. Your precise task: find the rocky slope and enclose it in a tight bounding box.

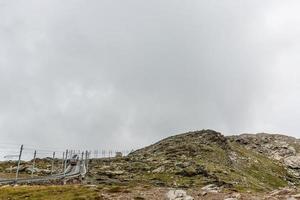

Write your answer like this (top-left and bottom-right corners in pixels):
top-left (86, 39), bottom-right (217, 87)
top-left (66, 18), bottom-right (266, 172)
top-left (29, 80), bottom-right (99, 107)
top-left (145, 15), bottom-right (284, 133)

top-left (88, 130), bottom-right (300, 192)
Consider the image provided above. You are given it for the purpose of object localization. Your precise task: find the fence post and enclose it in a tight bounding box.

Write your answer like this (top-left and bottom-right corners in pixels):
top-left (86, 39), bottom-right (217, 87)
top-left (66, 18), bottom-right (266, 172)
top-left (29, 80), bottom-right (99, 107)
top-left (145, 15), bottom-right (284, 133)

top-left (51, 152), bottom-right (55, 175)
top-left (64, 150), bottom-right (68, 176)
top-left (31, 150), bottom-right (37, 178)
top-left (85, 151), bottom-right (88, 170)
top-left (62, 152), bottom-right (65, 172)
top-left (15, 144), bottom-right (23, 183)
top-left (86, 151), bottom-right (90, 172)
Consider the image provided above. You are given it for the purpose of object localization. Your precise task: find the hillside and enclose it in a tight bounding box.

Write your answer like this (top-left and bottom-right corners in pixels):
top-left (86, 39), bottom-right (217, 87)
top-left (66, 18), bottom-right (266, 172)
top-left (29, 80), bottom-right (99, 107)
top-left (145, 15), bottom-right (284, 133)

top-left (88, 130), bottom-right (300, 192)
top-left (3, 130), bottom-right (300, 199)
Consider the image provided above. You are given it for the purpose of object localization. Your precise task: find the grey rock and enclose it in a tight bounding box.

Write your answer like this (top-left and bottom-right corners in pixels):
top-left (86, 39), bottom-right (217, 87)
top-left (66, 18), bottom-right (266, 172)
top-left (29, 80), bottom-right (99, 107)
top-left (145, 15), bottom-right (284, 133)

top-left (152, 166), bottom-right (165, 173)
top-left (166, 189), bottom-right (194, 200)
top-left (284, 156), bottom-right (300, 169)
top-left (25, 167), bottom-right (41, 174)
top-left (201, 184), bottom-right (220, 193)
top-left (291, 193), bottom-right (300, 199)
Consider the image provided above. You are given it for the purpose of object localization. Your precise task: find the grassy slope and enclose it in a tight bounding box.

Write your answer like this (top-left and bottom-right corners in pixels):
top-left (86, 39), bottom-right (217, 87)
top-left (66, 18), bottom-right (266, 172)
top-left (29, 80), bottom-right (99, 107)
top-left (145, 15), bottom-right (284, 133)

top-left (126, 139), bottom-right (295, 191)
top-left (87, 138), bottom-right (295, 192)
top-left (218, 142), bottom-right (291, 191)
top-left (125, 129), bottom-right (298, 191)
top-left (0, 185), bottom-right (100, 200)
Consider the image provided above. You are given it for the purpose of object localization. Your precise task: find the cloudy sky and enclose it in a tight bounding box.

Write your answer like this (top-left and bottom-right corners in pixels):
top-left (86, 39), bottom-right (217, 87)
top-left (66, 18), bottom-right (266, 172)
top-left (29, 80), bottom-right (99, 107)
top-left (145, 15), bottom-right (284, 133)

top-left (1, 0), bottom-right (300, 151)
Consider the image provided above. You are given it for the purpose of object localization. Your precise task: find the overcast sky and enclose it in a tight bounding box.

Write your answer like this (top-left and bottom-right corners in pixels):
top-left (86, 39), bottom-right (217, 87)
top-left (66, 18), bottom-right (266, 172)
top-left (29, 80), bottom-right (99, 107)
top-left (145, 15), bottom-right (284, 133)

top-left (1, 0), bottom-right (300, 151)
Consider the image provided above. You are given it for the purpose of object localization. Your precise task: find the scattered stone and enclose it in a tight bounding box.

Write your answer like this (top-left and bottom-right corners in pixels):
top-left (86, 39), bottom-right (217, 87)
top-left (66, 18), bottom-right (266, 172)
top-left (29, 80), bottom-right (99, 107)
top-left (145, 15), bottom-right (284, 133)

top-left (200, 191), bottom-right (207, 196)
top-left (201, 184), bottom-right (220, 193)
top-left (98, 170), bottom-right (124, 177)
top-left (292, 193), bottom-right (300, 199)
top-left (152, 166), bottom-right (165, 173)
top-left (166, 189), bottom-right (194, 200)
top-left (85, 184), bottom-right (97, 188)
top-left (223, 193), bottom-right (241, 200)
top-left (270, 188), bottom-right (294, 196)
top-left (25, 167), bottom-right (41, 174)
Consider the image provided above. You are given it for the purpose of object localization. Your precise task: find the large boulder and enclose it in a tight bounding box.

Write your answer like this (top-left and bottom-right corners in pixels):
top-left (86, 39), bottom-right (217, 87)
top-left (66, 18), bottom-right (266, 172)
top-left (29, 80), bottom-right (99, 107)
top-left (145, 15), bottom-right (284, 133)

top-left (284, 156), bottom-right (300, 169)
top-left (5, 165), bottom-right (27, 173)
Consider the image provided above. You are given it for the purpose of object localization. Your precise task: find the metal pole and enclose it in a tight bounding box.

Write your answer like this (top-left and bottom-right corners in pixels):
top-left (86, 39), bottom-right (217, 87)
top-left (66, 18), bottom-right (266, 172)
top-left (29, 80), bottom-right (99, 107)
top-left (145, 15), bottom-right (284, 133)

top-left (87, 151), bottom-right (89, 172)
top-left (62, 152), bottom-right (65, 172)
top-left (85, 150), bottom-right (88, 169)
top-left (86, 151), bottom-right (90, 172)
top-left (51, 152), bottom-right (55, 175)
top-left (15, 144), bottom-right (23, 183)
top-left (31, 150), bottom-right (37, 178)
top-left (81, 151), bottom-right (84, 162)
top-left (64, 150), bottom-right (68, 176)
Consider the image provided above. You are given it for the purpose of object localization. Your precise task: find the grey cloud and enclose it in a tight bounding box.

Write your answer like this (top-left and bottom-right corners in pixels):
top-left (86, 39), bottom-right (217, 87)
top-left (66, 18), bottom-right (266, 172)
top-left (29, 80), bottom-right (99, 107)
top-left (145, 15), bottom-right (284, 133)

top-left (0, 0), bottom-right (300, 151)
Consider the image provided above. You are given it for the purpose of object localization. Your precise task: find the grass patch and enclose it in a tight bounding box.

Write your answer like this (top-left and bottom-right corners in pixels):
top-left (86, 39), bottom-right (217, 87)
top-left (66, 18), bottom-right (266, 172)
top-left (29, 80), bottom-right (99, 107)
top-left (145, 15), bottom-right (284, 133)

top-left (0, 185), bottom-right (101, 200)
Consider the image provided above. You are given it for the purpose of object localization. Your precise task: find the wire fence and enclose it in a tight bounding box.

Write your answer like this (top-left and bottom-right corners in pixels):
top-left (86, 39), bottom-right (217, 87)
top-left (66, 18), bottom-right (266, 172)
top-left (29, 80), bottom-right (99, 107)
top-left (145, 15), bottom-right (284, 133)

top-left (0, 143), bottom-right (134, 162)
top-left (0, 143), bottom-right (136, 182)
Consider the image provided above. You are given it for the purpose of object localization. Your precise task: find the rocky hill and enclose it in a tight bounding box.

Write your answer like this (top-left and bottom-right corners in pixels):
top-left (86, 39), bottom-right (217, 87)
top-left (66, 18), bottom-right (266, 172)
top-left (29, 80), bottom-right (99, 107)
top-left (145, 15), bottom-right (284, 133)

top-left (3, 130), bottom-right (300, 199)
top-left (88, 130), bottom-right (300, 192)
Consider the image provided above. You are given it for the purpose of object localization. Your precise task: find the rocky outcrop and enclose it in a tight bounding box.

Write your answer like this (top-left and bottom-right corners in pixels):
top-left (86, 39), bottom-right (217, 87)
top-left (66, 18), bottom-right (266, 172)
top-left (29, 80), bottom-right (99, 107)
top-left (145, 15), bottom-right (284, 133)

top-left (230, 133), bottom-right (300, 178)
top-left (230, 133), bottom-right (299, 160)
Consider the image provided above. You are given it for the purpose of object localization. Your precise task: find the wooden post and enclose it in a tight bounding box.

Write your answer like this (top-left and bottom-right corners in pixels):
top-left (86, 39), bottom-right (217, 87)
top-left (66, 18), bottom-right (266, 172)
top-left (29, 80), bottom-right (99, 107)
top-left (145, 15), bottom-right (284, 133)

top-left (51, 152), bottom-right (55, 175)
top-left (15, 144), bottom-right (23, 183)
top-left (31, 150), bottom-right (37, 178)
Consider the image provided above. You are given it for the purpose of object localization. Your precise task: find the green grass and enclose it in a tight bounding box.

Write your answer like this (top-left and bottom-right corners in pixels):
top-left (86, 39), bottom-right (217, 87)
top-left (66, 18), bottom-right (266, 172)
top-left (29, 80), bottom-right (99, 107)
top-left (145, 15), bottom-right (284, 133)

top-left (0, 185), bottom-right (101, 200)
top-left (88, 140), bottom-right (294, 192)
top-left (218, 142), bottom-right (291, 191)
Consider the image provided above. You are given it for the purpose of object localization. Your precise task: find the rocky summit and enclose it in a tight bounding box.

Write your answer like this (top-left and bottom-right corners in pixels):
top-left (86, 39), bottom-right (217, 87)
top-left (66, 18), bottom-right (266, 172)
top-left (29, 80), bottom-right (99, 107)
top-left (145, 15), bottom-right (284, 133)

top-left (87, 130), bottom-right (300, 192)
